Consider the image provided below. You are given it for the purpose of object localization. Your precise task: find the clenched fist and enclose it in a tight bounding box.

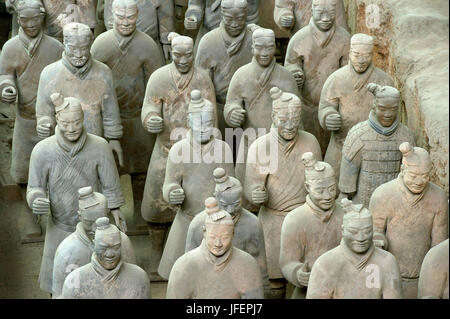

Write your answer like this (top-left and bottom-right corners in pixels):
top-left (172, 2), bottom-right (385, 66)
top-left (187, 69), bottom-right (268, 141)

top-left (229, 108), bottom-right (246, 127)
top-left (325, 113), bottom-right (342, 131)
top-left (169, 188), bottom-right (185, 205)
top-left (252, 187), bottom-right (268, 205)
top-left (32, 197), bottom-right (50, 215)
top-left (1, 86), bottom-right (17, 103)
top-left (146, 115), bottom-right (163, 134)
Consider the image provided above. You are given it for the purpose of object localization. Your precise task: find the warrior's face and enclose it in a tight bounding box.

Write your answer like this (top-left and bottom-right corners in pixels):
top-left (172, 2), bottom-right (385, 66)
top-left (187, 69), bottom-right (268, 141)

top-left (252, 37), bottom-right (275, 67)
top-left (64, 36), bottom-right (92, 68)
top-left (349, 45), bottom-right (373, 73)
top-left (56, 110), bottom-right (84, 142)
top-left (189, 111), bottom-right (214, 144)
top-left (205, 223), bottom-right (234, 257)
top-left (18, 8), bottom-right (43, 38)
top-left (312, 1), bottom-right (336, 32)
top-left (343, 218), bottom-right (373, 254)
top-left (374, 98), bottom-right (398, 127)
top-left (113, 5), bottom-right (138, 36)
top-left (401, 165), bottom-right (430, 194)
top-left (222, 6), bottom-right (247, 37)
top-left (94, 234), bottom-right (121, 270)
top-left (172, 43), bottom-right (194, 74)
top-left (216, 189), bottom-right (242, 216)
top-left (306, 178), bottom-right (337, 211)
top-left (273, 107), bottom-right (301, 141)
top-left (80, 210), bottom-right (107, 241)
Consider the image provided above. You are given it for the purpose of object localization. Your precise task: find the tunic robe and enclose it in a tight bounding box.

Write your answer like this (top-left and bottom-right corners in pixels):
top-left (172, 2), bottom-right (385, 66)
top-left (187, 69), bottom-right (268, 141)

top-left (339, 118), bottom-right (415, 208)
top-left (418, 239), bottom-right (449, 299)
top-left (185, 208), bottom-right (271, 294)
top-left (167, 240), bottom-right (263, 298)
top-left (159, 133), bottom-right (235, 279)
top-left (244, 129), bottom-right (322, 279)
top-left (370, 175), bottom-right (449, 299)
top-left (280, 196), bottom-right (344, 298)
top-left (140, 63), bottom-right (216, 224)
top-left (307, 242), bottom-right (403, 299)
top-left (36, 55), bottom-right (123, 140)
top-left (52, 222), bottom-right (137, 298)
top-left (284, 18), bottom-right (350, 153)
top-left (91, 28), bottom-right (164, 174)
top-left (61, 255), bottom-right (151, 299)
top-left (318, 62), bottom-right (393, 181)
top-left (274, 0), bottom-right (348, 36)
top-left (0, 30), bottom-right (63, 183)
top-left (27, 129), bottom-right (125, 293)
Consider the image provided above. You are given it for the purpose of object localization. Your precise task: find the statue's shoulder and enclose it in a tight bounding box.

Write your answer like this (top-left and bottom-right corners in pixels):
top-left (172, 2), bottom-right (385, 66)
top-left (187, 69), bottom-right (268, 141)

top-left (41, 59), bottom-right (62, 76)
top-left (32, 135), bottom-right (57, 155)
top-left (373, 246), bottom-right (397, 266)
top-left (314, 245), bottom-right (342, 268)
top-left (395, 123), bottom-right (415, 141)
top-left (1, 35), bottom-right (20, 53)
top-left (233, 246), bottom-right (258, 268)
top-left (335, 25), bottom-right (351, 41)
top-left (285, 203), bottom-right (308, 224)
top-left (343, 121), bottom-right (370, 157)
top-left (85, 133), bottom-right (109, 148)
top-left (123, 263), bottom-right (149, 280)
top-left (426, 182), bottom-right (448, 203)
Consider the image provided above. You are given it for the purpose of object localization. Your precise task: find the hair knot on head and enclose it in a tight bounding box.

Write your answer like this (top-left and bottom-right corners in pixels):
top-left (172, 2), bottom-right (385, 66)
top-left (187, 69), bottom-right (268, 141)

top-left (399, 142), bottom-right (414, 157)
top-left (270, 87), bottom-right (283, 101)
top-left (96, 217), bottom-right (110, 230)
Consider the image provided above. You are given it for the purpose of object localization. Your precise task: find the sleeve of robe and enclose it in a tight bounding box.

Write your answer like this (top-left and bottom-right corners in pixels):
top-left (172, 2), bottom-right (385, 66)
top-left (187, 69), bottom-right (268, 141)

top-left (162, 142), bottom-right (184, 203)
top-left (340, 36), bottom-right (350, 67)
top-left (369, 186), bottom-right (390, 248)
top-left (195, 36), bottom-right (214, 81)
top-left (318, 72), bottom-right (341, 130)
top-left (238, 256), bottom-right (264, 299)
top-left (60, 269), bottom-right (80, 299)
top-left (52, 245), bottom-right (70, 298)
top-left (284, 35), bottom-right (304, 86)
top-left (247, 0), bottom-right (259, 24)
top-left (0, 40), bottom-right (17, 95)
top-left (381, 252), bottom-right (404, 299)
top-left (120, 232), bottom-right (137, 264)
top-left (141, 71), bottom-right (163, 128)
top-left (166, 255), bottom-right (194, 298)
top-left (244, 139), bottom-right (269, 206)
top-left (185, 214), bottom-right (204, 252)
top-left (339, 126), bottom-right (363, 194)
top-left (101, 68), bottom-right (123, 139)
top-left (76, 0), bottom-right (97, 29)
top-left (157, 0), bottom-right (174, 45)
top-left (223, 70), bottom-right (245, 128)
top-left (306, 259), bottom-right (334, 299)
top-left (418, 243), bottom-right (447, 299)
top-left (143, 39), bottom-right (165, 84)
top-left (185, 0), bottom-right (204, 24)
top-left (273, 0), bottom-right (294, 31)
top-left (431, 193), bottom-right (449, 247)
top-left (26, 142), bottom-right (49, 209)
top-left (36, 66), bottom-right (57, 133)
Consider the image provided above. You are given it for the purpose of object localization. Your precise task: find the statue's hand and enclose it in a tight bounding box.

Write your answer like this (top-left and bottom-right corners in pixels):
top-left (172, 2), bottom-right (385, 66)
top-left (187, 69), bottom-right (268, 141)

top-left (292, 71), bottom-right (304, 89)
top-left (146, 116), bottom-right (163, 134)
top-left (169, 188), bottom-right (185, 205)
top-left (252, 187), bottom-right (268, 205)
top-left (36, 122), bottom-right (52, 139)
top-left (325, 113), bottom-right (342, 131)
top-left (229, 108), bottom-right (246, 127)
top-left (297, 262), bottom-right (311, 287)
top-left (1, 86), bottom-right (17, 103)
top-left (109, 139), bottom-right (124, 167)
top-left (111, 208), bottom-right (127, 233)
top-left (373, 239), bottom-right (386, 249)
top-left (184, 15), bottom-right (198, 30)
top-left (279, 15), bottom-right (294, 28)
top-left (32, 197), bottom-right (50, 215)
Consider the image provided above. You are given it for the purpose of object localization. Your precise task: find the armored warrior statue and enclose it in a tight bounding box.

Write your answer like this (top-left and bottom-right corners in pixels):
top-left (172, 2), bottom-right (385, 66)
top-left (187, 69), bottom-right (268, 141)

top-left (140, 32), bottom-right (216, 281)
top-left (244, 88), bottom-right (321, 298)
top-left (284, 0), bottom-right (350, 154)
top-left (418, 239), bottom-right (449, 299)
top-left (339, 83), bottom-right (415, 207)
top-left (159, 90), bottom-right (234, 280)
top-left (52, 186), bottom-right (136, 298)
top-left (61, 217), bottom-right (151, 299)
top-left (0, 0), bottom-right (63, 238)
top-left (167, 197), bottom-right (264, 299)
top-left (370, 143), bottom-right (449, 298)
top-left (307, 198), bottom-right (403, 299)
top-left (27, 94), bottom-right (125, 294)
top-left (318, 33), bottom-right (393, 181)
top-left (280, 152), bottom-right (344, 298)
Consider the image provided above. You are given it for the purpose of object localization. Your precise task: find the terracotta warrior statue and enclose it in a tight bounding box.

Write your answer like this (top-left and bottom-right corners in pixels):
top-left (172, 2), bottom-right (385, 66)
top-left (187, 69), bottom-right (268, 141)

top-left (284, 0), bottom-right (350, 154)
top-left (224, 27), bottom-right (298, 191)
top-left (280, 152), bottom-right (344, 299)
top-left (307, 198), bottom-right (403, 299)
top-left (167, 197), bottom-right (263, 298)
top-left (140, 33), bottom-right (216, 281)
top-left (158, 90), bottom-right (234, 280)
top-left (0, 0), bottom-right (63, 238)
top-left (370, 142), bottom-right (449, 299)
top-left (36, 22), bottom-right (124, 170)
top-left (27, 94), bottom-right (125, 294)
top-left (318, 33), bottom-right (394, 182)
top-left (52, 186), bottom-right (137, 298)
top-left (102, 0), bottom-right (174, 62)
top-left (185, 167), bottom-right (271, 296)
top-left (91, 0), bottom-right (164, 227)
top-left (244, 88), bottom-right (321, 298)
top-left (418, 239), bottom-right (449, 299)
top-left (61, 217), bottom-right (151, 299)
top-left (339, 83), bottom-right (415, 208)
top-left (274, 0), bottom-right (348, 36)
top-left (195, 0), bottom-right (257, 137)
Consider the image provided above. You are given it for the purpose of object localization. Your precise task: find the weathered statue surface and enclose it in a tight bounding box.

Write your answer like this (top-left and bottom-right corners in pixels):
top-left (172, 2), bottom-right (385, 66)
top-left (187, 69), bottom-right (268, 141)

top-left (418, 239), bottom-right (449, 299)
top-left (167, 197), bottom-right (263, 299)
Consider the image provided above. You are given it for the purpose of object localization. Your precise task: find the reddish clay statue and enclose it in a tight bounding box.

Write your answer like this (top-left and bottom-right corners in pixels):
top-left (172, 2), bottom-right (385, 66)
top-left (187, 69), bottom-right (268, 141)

top-left (167, 197), bottom-right (263, 298)
top-left (370, 142), bottom-right (449, 299)
top-left (318, 33), bottom-right (393, 182)
top-left (339, 83), bottom-right (415, 208)
top-left (280, 152), bottom-right (344, 298)
top-left (284, 0), bottom-right (350, 154)
top-left (307, 198), bottom-right (403, 299)
top-left (158, 90), bottom-right (234, 280)
top-left (418, 239), bottom-right (449, 299)
top-left (60, 217), bottom-right (151, 299)
top-left (52, 186), bottom-right (136, 298)
top-left (27, 94), bottom-right (125, 294)
top-left (244, 88), bottom-right (321, 298)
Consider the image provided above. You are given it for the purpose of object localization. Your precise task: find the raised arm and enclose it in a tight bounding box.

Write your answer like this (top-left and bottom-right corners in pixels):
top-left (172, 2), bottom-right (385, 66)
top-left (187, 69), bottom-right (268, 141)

top-left (339, 127), bottom-right (363, 197)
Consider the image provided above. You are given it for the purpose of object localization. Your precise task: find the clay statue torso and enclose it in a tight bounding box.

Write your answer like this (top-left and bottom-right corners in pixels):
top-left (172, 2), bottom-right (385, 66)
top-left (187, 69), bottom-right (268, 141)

top-left (418, 239), bottom-right (449, 299)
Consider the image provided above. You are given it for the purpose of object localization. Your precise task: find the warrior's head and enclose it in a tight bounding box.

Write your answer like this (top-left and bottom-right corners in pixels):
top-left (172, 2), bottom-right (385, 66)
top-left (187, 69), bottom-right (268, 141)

top-left (349, 33), bottom-right (373, 73)
top-left (78, 186), bottom-right (109, 241)
top-left (312, 0), bottom-right (337, 32)
top-left (399, 142), bottom-right (432, 194)
top-left (52, 92), bottom-right (84, 143)
top-left (302, 152), bottom-right (336, 211)
top-left (113, 0), bottom-right (138, 37)
top-left (168, 32), bottom-right (194, 74)
top-left (94, 217), bottom-right (122, 270)
top-left (341, 198), bottom-right (373, 254)
top-left (188, 90), bottom-right (215, 144)
top-left (270, 87), bottom-right (301, 141)
top-left (63, 22), bottom-right (93, 68)
top-left (252, 28), bottom-right (275, 67)
top-left (213, 168), bottom-right (243, 216)
top-left (203, 197), bottom-right (234, 257)
top-left (367, 83), bottom-right (400, 128)
top-left (221, 0), bottom-right (248, 37)
top-left (16, 0), bottom-right (45, 38)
